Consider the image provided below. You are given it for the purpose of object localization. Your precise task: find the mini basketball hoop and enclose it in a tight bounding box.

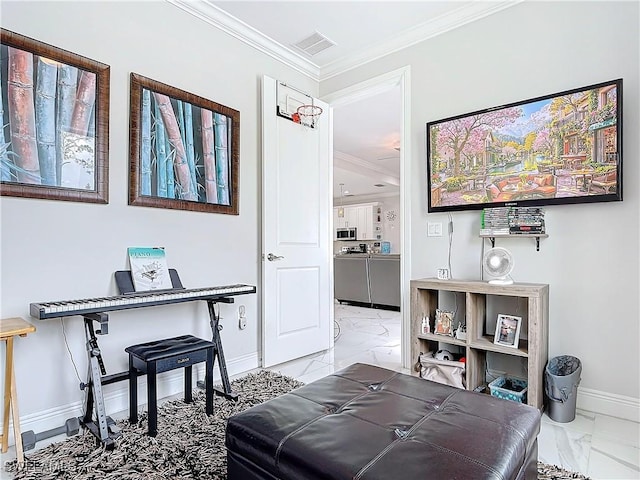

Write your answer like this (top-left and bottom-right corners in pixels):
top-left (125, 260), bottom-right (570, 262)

top-left (296, 104), bottom-right (323, 128)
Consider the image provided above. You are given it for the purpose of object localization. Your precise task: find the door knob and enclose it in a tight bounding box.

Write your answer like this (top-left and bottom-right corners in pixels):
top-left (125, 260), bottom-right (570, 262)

top-left (267, 253), bottom-right (284, 261)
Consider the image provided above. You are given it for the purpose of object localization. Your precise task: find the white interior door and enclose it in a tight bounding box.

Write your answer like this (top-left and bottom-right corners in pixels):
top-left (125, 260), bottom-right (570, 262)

top-left (261, 76), bottom-right (332, 367)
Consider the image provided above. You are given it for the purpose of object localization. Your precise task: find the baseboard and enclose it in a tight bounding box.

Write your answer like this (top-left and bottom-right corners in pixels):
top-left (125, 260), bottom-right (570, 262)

top-left (577, 386), bottom-right (639, 423)
top-left (6, 352), bottom-right (260, 447)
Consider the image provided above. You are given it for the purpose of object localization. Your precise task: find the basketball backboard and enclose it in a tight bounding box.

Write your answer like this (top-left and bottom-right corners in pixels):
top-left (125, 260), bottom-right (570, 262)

top-left (276, 81), bottom-right (321, 128)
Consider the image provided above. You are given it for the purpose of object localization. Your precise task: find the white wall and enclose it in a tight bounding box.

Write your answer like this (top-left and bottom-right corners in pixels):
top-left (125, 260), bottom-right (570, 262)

top-left (380, 195), bottom-right (400, 253)
top-left (322, 1), bottom-right (639, 403)
top-left (0, 0), bottom-right (316, 430)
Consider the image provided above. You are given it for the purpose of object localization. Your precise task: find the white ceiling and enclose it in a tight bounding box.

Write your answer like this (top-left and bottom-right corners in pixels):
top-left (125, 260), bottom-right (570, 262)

top-left (171, 0), bottom-right (521, 201)
top-left (333, 87), bottom-right (401, 200)
top-left (208, 1), bottom-right (519, 77)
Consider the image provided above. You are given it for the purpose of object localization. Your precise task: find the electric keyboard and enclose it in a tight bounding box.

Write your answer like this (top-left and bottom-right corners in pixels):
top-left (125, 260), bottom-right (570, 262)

top-left (30, 284), bottom-right (256, 320)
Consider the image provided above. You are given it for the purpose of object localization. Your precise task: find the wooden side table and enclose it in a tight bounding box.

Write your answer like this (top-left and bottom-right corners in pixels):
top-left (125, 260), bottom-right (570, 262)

top-left (1, 317), bottom-right (36, 464)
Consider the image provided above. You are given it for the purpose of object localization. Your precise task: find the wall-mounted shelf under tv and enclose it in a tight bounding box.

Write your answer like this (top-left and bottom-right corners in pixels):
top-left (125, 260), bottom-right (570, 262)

top-left (480, 233), bottom-right (549, 251)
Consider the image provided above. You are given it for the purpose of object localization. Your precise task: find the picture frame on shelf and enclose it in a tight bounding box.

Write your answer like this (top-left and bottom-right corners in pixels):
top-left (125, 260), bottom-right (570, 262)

top-left (129, 73), bottom-right (240, 214)
top-left (434, 309), bottom-right (454, 336)
top-left (0, 29), bottom-right (110, 204)
top-left (494, 314), bottom-right (522, 348)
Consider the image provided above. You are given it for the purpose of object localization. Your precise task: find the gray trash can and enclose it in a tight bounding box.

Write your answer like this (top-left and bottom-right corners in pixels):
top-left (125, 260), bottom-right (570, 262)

top-left (545, 355), bottom-right (582, 423)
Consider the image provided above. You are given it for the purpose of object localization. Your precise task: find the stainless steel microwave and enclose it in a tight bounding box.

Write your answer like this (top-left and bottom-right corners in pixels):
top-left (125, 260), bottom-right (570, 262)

top-left (336, 227), bottom-right (357, 241)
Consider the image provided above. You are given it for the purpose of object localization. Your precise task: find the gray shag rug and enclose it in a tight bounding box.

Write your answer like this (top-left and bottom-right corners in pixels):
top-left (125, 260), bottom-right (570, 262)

top-left (6, 370), bottom-right (590, 479)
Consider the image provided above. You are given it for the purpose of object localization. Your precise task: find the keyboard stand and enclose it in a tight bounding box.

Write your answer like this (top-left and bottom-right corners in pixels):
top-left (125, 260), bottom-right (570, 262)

top-left (197, 299), bottom-right (238, 401)
top-left (80, 313), bottom-right (121, 448)
top-left (24, 270), bottom-right (244, 449)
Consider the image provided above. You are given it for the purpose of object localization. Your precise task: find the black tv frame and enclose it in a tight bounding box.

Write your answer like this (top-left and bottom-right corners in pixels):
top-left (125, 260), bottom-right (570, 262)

top-left (426, 79), bottom-right (623, 213)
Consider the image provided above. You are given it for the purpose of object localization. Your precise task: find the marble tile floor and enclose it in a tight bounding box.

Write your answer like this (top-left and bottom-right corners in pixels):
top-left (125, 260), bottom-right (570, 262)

top-left (268, 303), bottom-right (407, 385)
top-left (3, 304), bottom-right (638, 480)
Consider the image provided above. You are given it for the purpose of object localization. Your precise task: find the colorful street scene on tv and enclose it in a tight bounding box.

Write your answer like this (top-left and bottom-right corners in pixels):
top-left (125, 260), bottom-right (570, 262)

top-left (427, 81), bottom-right (619, 209)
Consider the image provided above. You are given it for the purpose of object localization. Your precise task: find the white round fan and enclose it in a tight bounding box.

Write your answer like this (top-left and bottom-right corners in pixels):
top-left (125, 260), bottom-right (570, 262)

top-left (483, 247), bottom-right (514, 285)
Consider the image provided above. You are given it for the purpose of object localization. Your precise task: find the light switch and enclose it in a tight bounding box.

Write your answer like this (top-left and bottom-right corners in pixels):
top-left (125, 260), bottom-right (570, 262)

top-left (427, 222), bottom-right (443, 237)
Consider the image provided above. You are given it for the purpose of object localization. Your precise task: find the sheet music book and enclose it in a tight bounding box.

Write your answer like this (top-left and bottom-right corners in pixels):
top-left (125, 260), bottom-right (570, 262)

top-left (127, 247), bottom-right (173, 292)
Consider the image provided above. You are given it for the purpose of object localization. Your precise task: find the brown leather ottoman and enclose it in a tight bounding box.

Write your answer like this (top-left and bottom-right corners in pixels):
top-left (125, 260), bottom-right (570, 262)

top-left (226, 363), bottom-right (540, 480)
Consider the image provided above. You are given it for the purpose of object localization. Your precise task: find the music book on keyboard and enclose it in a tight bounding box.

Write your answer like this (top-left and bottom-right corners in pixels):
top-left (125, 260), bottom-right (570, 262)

top-left (127, 247), bottom-right (172, 292)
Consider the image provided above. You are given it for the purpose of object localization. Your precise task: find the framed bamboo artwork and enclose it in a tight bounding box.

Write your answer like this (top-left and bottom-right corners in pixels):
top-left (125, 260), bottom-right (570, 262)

top-left (0, 29), bottom-right (110, 203)
top-left (129, 73), bottom-right (239, 214)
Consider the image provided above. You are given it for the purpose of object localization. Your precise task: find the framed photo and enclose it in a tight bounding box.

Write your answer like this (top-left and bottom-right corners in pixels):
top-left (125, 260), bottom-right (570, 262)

top-left (129, 73), bottom-right (239, 214)
top-left (494, 314), bottom-right (522, 348)
top-left (434, 309), bottom-right (454, 336)
top-left (0, 29), bottom-right (110, 203)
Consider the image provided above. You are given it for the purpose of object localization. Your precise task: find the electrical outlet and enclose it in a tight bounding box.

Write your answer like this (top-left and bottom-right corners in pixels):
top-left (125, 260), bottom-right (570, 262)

top-left (238, 305), bottom-right (247, 330)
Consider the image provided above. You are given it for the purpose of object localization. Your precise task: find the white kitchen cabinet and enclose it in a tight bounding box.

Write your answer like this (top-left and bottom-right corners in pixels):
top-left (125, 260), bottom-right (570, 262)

top-left (333, 206), bottom-right (356, 229)
top-left (333, 203), bottom-right (381, 240)
top-left (345, 206), bottom-right (358, 229)
top-left (356, 205), bottom-right (374, 240)
top-left (357, 204), bottom-right (383, 240)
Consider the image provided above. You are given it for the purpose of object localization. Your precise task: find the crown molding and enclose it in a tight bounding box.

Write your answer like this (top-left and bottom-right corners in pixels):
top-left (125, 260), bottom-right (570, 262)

top-left (168, 0), bottom-right (521, 83)
top-left (320, 1), bottom-right (523, 81)
top-left (166, 0), bottom-right (320, 80)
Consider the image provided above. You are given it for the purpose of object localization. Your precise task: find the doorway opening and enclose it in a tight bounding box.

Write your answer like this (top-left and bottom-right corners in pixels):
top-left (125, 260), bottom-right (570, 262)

top-left (323, 66), bottom-right (411, 373)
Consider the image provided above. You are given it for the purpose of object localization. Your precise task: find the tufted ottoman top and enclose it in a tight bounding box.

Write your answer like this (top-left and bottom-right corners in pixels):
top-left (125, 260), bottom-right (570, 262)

top-left (226, 363), bottom-right (541, 480)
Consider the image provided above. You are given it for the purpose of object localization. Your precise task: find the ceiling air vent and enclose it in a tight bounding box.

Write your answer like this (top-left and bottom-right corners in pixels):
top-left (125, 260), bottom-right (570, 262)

top-left (374, 184), bottom-right (386, 188)
top-left (292, 31), bottom-right (336, 56)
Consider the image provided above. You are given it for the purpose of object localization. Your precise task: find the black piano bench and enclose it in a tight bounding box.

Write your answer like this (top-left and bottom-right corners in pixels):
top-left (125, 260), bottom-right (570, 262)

top-left (126, 335), bottom-right (214, 437)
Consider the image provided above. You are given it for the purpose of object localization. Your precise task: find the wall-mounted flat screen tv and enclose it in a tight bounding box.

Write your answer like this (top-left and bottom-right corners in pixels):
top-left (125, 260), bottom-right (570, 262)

top-left (426, 79), bottom-right (622, 213)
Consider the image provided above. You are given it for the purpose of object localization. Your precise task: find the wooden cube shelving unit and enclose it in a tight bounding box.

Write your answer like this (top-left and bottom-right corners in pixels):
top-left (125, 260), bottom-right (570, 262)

top-left (411, 278), bottom-right (549, 410)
